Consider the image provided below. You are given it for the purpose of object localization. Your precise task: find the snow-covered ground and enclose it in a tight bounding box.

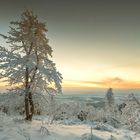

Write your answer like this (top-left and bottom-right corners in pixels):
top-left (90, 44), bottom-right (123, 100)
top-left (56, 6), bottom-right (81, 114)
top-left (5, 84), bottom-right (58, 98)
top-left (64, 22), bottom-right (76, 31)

top-left (0, 114), bottom-right (140, 140)
top-left (0, 90), bottom-right (140, 140)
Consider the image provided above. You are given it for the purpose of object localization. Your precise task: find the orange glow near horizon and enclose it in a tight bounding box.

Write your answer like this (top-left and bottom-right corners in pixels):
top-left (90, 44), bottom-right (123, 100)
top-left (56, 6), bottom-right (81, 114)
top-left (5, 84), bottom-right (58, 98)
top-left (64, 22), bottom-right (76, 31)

top-left (62, 79), bottom-right (140, 90)
top-left (0, 78), bottom-right (140, 90)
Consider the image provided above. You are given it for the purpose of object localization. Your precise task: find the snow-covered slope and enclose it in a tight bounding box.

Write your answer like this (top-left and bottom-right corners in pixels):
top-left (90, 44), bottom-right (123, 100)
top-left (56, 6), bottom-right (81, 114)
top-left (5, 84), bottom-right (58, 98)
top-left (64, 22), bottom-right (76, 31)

top-left (0, 114), bottom-right (140, 140)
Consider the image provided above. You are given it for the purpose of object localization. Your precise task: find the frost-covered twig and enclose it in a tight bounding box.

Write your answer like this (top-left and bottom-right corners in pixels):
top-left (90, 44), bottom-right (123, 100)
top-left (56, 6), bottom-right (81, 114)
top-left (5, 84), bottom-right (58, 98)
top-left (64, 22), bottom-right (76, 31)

top-left (40, 120), bottom-right (50, 135)
top-left (40, 126), bottom-right (50, 135)
top-left (17, 127), bottom-right (30, 140)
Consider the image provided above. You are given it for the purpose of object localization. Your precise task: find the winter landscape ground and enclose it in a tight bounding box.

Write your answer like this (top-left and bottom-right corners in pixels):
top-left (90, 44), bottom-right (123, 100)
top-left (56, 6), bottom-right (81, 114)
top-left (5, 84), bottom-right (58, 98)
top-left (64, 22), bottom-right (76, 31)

top-left (0, 90), bottom-right (140, 140)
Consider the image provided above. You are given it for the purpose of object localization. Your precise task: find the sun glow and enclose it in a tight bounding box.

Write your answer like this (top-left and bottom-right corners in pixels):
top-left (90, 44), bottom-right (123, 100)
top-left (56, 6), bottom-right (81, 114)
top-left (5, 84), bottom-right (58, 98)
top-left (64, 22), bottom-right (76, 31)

top-left (62, 79), bottom-right (140, 90)
top-left (63, 80), bottom-right (102, 89)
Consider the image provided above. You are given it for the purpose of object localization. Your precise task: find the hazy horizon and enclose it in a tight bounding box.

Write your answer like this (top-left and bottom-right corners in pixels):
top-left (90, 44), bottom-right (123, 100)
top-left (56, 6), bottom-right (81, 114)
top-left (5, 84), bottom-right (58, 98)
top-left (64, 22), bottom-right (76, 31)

top-left (0, 86), bottom-right (140, 95)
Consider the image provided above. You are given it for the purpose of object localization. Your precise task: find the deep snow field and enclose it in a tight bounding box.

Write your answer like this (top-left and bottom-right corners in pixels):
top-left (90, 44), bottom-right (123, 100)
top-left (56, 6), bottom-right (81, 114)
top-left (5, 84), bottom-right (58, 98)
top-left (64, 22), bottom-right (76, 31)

top-left (0, 90), bottom-right (140, 140)
top-left (0, 114), bottom-right (140, 140)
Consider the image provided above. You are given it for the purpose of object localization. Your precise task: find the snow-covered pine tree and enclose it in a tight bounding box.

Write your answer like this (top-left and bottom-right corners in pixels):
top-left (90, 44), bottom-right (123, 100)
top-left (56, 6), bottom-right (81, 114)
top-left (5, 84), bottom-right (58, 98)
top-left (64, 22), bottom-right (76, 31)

top-left (0, 10), bottom-right (62, 121)
top-left (105, 88), bottom-right (116, 116)
top-left (105, 88), bottom-right (114, 108)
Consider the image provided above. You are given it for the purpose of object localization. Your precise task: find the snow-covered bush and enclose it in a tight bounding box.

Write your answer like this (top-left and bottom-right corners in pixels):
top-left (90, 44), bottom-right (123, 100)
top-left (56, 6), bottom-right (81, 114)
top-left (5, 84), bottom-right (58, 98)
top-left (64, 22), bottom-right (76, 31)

top-left (93, 88), bottom-right (121, 128)
top-left (0, 91), bottom-right (53, 116)
top-left (93, 122), bottom-right (115, 132)
top-left (77, 105), bottom-right (95, 121)
top-left (120, 94), bottom-right (140, 131)
top-left (90, 109), bottom-right (107, 122)
top-left (49, 101), bottom-right (84, 121)
top-left (33, 92), bottom-right (53, 115)
top-left (90, 92), bottom-right (140, 130)
top-left (0, 92), bottom-right (24, 115)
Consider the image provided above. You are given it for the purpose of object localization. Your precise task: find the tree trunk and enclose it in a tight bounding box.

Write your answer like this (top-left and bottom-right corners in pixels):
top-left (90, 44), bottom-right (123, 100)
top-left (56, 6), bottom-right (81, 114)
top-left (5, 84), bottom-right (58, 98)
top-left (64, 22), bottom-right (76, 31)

top-left (24, 66), bottom-right (34, 121)
top-left (25, 91), bottom-right (34, 121)
top-left (28, 91), bottom-right (34, 121)
top-left (25, 93), bottom-right (30, 120)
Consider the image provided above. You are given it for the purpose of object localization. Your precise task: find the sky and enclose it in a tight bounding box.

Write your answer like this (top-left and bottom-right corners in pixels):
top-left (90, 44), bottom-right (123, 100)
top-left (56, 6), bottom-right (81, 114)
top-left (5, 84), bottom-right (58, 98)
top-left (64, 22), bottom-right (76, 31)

top-left (0, 0), bottom-right (140, 90)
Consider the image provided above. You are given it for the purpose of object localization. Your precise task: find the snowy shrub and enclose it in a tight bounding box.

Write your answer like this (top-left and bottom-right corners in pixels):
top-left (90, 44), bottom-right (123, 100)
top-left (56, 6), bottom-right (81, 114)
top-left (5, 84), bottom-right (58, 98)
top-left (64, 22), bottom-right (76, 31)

top-left (33, 92), bottom-right (52, 115)
top-left (93, 122), bottom-right (115, 132)
top-left (78, 105), bottom-right (95, 121)
top-left (0, 92), bottom-right (24, 115)
top-left (105, 117), bottom-right (121, 128)
top-left (90, 92), bottom-right (140, 130)
top-left (46, 101), bottom-right (96, 122)
top-left (120, 94), bottom-right (140, 131)
top-left (90, 109), bottom-right (107, 122)
top-left (0, 91), bottom-right (54, 116)
top-left (40, 126), bottom-right (50, 136)
top-left (69, 102), bottom-right (84, 117)
top-left (77, 110), bottom-right (88, 121)
top-left (50, 101), bottom-right (83, 121)
top-left (93, 88), bottom-right (121, 128)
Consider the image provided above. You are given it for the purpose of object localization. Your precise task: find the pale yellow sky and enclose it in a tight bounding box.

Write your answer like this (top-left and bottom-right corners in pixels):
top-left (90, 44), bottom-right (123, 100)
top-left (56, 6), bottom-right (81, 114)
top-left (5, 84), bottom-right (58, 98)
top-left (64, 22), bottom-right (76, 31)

top-left (51, 40), bottom-right (140, 89)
